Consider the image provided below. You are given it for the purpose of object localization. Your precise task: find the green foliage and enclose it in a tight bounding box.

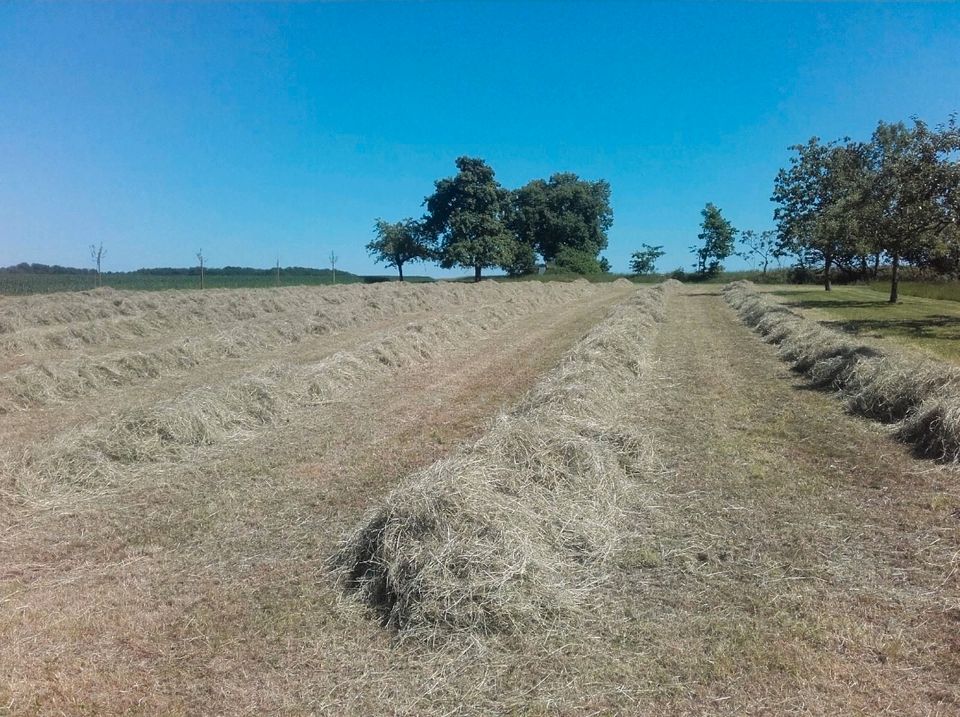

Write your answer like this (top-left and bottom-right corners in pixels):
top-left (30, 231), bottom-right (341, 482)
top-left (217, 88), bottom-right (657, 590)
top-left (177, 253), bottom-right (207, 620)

top-left (423, 157), bottom-right (520, 281)
top-left (629, 244), bottom-right (665, 275)
top-left (691, 203), bottom-right (737, 276)
top-left (553, 246), bottom-right (604, 275)
top-left (738, 230), bottom-right (780, 274)
top-left (367, 218), bottom-right (431, 281)
top-left (511, 173), bottom-right (613, 263)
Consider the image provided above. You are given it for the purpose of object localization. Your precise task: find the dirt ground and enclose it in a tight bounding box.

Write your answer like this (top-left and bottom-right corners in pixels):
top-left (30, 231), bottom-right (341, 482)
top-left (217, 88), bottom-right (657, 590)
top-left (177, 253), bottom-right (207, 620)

top-left (1, 283), bottom-right (958, 715)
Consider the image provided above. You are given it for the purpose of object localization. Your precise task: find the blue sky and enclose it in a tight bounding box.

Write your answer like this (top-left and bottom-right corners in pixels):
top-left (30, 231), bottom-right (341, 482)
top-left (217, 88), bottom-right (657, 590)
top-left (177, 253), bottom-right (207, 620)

top-left (1, 1), bottom-right (958, 277)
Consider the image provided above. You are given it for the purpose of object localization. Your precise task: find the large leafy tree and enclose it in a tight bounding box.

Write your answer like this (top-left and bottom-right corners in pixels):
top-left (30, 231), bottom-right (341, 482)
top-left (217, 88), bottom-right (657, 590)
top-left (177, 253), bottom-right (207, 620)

top-left (366, 218), bottom-right (431, 281)
top-left (772, 138), bottom-right (869, 290)
top-left (691, 203), bottom-right (737, 275)
top-left (511, 173), bottom-right (613, 266)
top-left (423, 157), bottom-right (518, 282)
top-left (861, 119), bottom-right (957, 302)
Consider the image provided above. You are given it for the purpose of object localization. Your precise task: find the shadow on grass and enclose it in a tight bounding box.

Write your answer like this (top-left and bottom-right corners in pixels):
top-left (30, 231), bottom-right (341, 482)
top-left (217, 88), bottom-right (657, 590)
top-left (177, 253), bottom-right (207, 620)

top-left (823, 315), bottom-right (960, 339)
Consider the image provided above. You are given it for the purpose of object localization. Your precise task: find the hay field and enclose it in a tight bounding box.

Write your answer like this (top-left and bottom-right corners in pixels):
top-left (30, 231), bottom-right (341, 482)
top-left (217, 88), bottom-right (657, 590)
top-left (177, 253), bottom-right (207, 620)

top-left (2, 280), bottom-right (959, 715)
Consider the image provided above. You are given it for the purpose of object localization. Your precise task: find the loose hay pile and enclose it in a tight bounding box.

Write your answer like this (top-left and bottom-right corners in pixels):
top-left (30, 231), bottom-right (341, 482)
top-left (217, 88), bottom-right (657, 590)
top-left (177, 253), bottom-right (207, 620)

top-left (724, 280), bottom-right (960, 462)
top-left (331, 284), bottom-right (674, 637)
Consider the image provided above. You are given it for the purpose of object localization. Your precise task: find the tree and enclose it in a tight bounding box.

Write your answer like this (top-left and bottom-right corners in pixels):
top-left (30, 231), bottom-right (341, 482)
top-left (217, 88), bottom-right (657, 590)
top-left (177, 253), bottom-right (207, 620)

top-left (738, 230), bottom-right (778, 275)
top-left (196, 249), bottom-right (205, 289)
top-left (89, 242), bottom-right (106, 288)
top-left (861, 119), bottom-right (957, 302)
top-left (629, 244), bottom-right (665, 275)
top-left (772, 137), bottom-right (868, 291)
top-left (423, 156), bottom-right (519, 282)
top-left (554, 246), bottom-right (604, 274)
top-left (367, 218), bottom-right (430, 281)
top-left (329, 251), bottom-right (339, 284)
top-left (691, 203), bottom-right (736, 276)
top-left (511, 173), bottom-right (613, 265)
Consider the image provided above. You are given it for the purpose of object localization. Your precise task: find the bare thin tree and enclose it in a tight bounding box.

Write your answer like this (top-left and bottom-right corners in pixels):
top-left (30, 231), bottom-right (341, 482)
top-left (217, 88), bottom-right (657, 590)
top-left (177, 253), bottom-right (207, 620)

top-left (89, 242), bottom-right (106, 288)
top-left (329, 250), bottom-right (338, 284)
top-left (275, 253), bottom-right (281, 287)
top-left (196, 249), bottom-right (205, 290)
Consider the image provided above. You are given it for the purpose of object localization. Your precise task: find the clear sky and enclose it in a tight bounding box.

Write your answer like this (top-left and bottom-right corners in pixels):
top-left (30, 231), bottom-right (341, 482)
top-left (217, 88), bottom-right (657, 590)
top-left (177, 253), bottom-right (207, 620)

top-left (1, 1), bottom-right (959, 277)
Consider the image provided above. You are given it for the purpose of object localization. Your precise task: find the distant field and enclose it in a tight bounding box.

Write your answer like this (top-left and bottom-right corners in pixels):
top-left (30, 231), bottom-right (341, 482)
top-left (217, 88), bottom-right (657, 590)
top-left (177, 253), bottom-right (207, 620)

top-left (0, 271), bottom-right (434, 295)
top-left (770, 284), bottom-right (960, 362)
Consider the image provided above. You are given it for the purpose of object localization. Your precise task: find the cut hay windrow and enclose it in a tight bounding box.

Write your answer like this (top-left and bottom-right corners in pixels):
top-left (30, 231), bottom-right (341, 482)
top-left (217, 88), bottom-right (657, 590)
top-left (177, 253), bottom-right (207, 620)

top-left (0, 280), bottom-right (604, 410)
top-left (0, 279), bottom-right (600, 357)
top-left (723, 280), bottom-right (960, 462)
top-left (16, 295), bottom-right (588, 490)
top-left (331, 281), bottom-right (678, 639)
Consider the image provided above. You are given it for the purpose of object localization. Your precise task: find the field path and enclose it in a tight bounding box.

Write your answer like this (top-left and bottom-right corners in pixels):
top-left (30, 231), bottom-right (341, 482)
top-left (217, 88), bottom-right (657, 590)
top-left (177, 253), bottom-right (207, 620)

top-left (619, 285), bottom-right (960, 713)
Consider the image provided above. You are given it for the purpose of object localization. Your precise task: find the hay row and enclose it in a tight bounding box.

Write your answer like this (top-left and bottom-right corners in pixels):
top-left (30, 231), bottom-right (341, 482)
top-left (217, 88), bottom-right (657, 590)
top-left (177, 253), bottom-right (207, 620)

top-left (330, 281), bottom-right (677, 639)
top-left (15, 296), bottom-right (592, 492)
top-left (0, 281), bottom-right (599, 410)
top-left (0, 279), bottom-right (598, 356)
top-left (723, 280), bottom-right (960, 462)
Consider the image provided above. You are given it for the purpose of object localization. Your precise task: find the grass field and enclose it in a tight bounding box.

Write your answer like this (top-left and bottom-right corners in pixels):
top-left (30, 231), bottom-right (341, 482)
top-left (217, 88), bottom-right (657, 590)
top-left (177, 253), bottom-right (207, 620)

top-left (769, 284), bottom-right (960, 362)
top-left (0, 270), bottom-right (439, 295)
top-left (2, 279), bottom-right (958, 715)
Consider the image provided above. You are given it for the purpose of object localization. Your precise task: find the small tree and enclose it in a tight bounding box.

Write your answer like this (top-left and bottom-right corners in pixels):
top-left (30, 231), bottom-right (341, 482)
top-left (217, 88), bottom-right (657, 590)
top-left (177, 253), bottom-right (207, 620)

top-left (738, 230), bottom-right (778, 275)
top-left (89, 242), bottom-right (106, 288)
top-left (367, 218), bottom-right (430, 281)
top-left (691, 203), bottom-right (736, 276)
top-left (629, 244), bottom-right (665, 275)
top-left (196, 249), bottom-right (205, 289)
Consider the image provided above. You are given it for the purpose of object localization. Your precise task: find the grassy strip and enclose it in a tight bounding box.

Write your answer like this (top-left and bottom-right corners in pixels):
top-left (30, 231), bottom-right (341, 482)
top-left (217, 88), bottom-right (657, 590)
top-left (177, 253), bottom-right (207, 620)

top-left (726, 280), bottom-right (960, 462)
top-left (770, 284), bottom-right (960, 363)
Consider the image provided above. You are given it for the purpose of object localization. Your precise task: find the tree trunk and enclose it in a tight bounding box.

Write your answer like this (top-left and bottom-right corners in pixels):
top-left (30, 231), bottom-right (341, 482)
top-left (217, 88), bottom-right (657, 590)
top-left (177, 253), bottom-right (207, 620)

top-left (859, 255), bottom-right (868, 279)
top-left (761, 257), bottom-right (768, 275)
top-left (474, 265), bottom-right (482, 282)
top-left (872, 252), bottom-right (881, 279)
top-left (398, 263), bottom-right (404, 282)
top-left (889, 253), bottom-right (900, 303)
top-left (823, 253), bottom-right (832, 291)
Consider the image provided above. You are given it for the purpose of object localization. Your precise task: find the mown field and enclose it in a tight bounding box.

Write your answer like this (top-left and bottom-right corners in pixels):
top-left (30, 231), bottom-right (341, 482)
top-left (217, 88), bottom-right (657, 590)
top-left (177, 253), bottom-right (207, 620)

top-left (1, 280), bottom-right (958, 715)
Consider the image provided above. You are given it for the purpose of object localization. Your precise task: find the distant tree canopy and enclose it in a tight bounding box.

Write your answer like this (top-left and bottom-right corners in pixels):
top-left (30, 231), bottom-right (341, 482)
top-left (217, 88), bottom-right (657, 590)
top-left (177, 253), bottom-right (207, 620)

top-left (629, 244), bottom-right (665, 275)
top-left (422, 157), bottom-right (521, 282)
top-left (511, 173), bottom-right (613, 264)
top-left (771, 115), bottom-right (960, 302)
top-left (380, 157), bottom-right (614, 280)
top-left (691, 203), bottom-right (737, 276)
top-left (366, 218), bottom-right (431, 281)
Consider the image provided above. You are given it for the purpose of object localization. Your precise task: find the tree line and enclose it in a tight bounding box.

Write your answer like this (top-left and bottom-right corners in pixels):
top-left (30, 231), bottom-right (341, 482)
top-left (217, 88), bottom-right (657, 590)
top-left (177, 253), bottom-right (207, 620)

top-left (772, 115), bottom-right (960, 302)
top-left (367, 156), bottom-right (613, 281)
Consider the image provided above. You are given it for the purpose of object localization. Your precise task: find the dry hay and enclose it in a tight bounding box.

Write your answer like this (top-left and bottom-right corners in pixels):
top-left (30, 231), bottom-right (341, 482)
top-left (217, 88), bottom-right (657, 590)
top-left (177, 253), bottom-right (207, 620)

top-left (0, 279), bottom-right (598, 358)
top-left (0, 280), bottom-right (602, 410)
top-left (14, 294), bottom-right (583, 490)
top-left (330, 282), bottom-right (674, 638)
top-left (724, 280), bottom-right (960, 462)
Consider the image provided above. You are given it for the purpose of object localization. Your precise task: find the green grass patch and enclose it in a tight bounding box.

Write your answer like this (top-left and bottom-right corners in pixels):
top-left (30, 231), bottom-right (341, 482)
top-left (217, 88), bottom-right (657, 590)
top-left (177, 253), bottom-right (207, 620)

top-left (863, 279), bottom-right (960, 303)
top-left (770, 284), bottom-right (960, 363)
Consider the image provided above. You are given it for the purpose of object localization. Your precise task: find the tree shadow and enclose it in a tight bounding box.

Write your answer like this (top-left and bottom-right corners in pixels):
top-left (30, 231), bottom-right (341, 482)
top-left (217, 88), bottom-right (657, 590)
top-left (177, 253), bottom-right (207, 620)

top-left (823, 315), bottom-right (960, 340)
